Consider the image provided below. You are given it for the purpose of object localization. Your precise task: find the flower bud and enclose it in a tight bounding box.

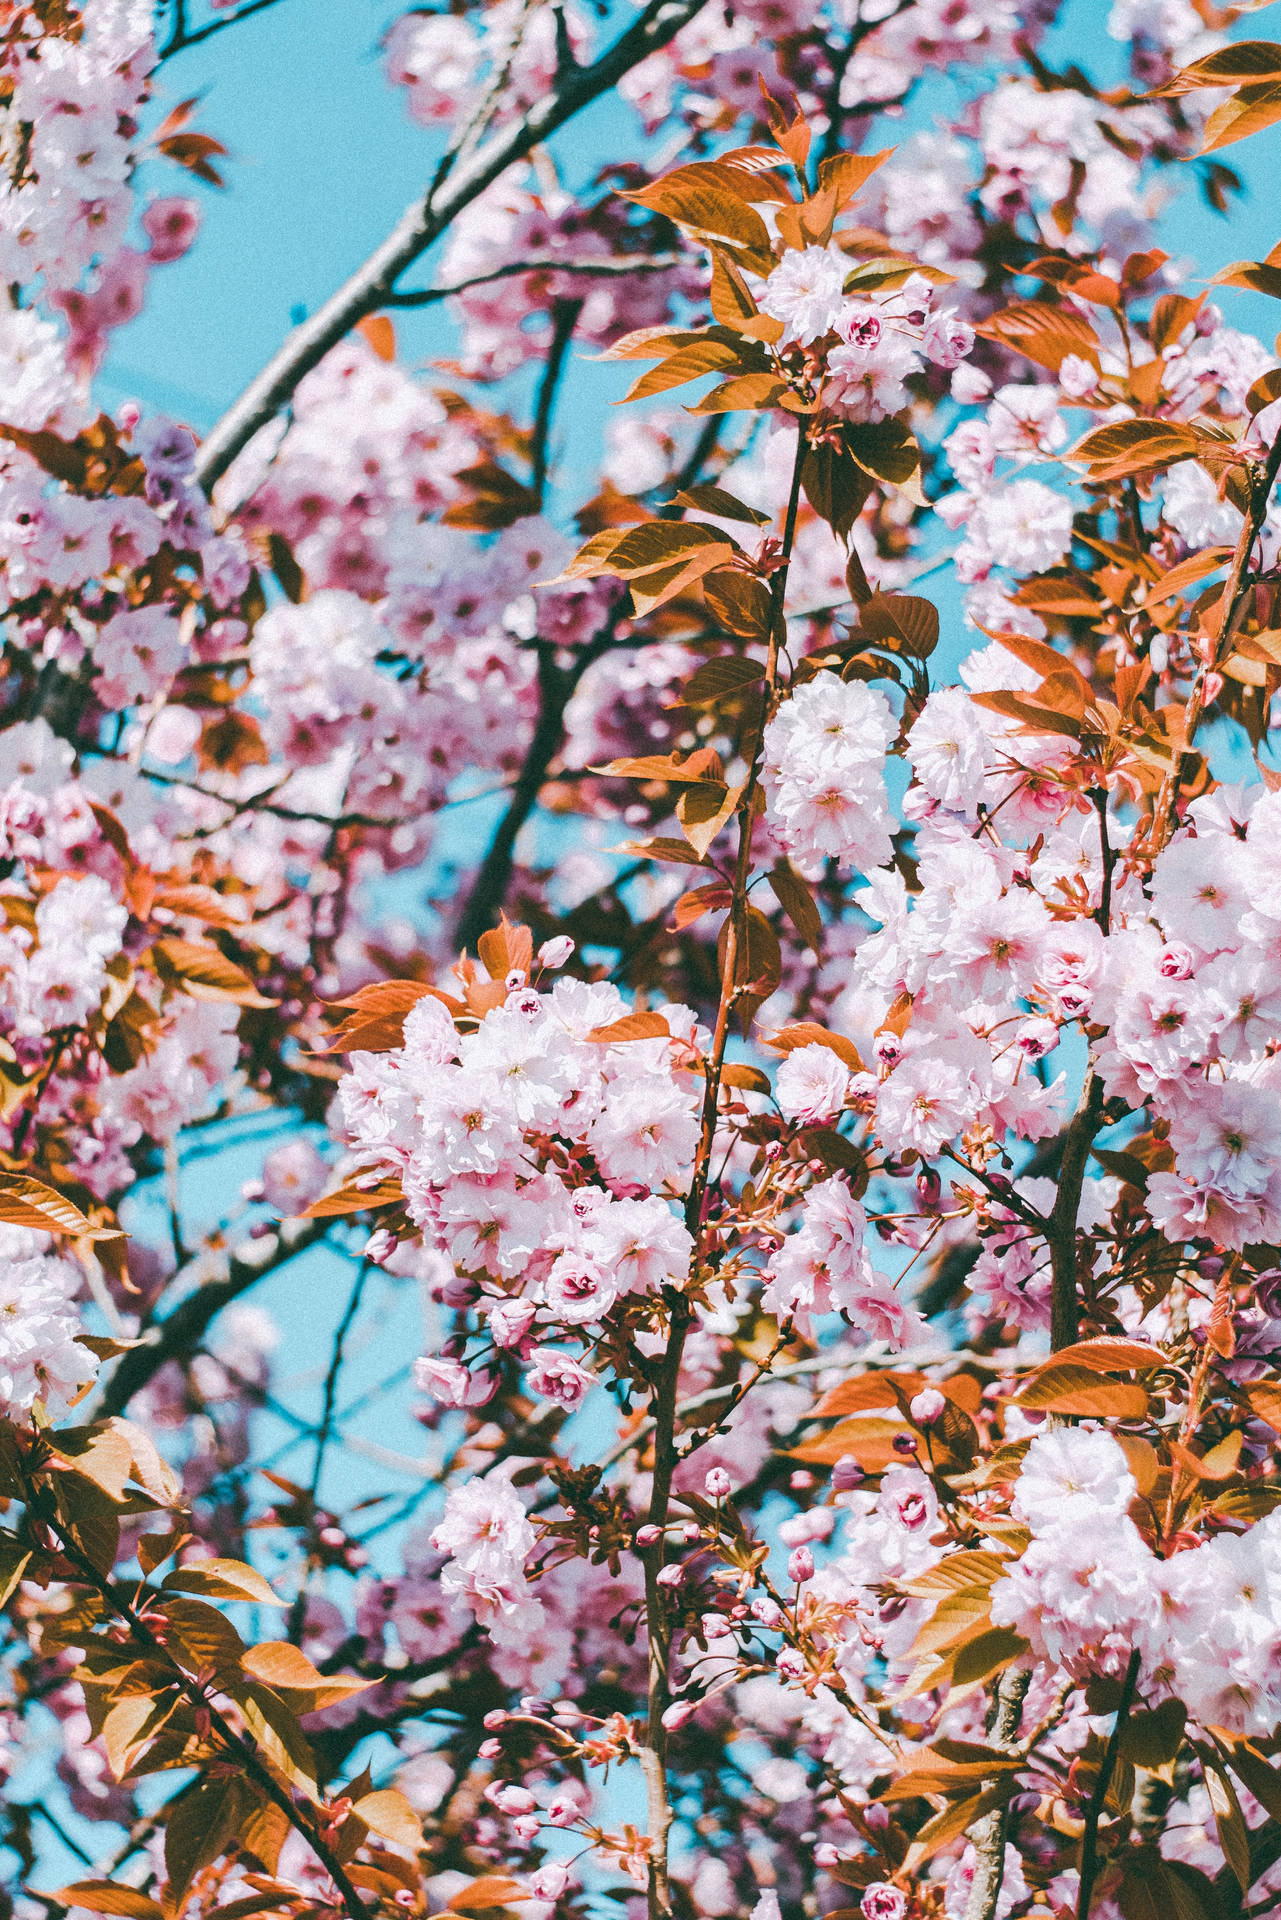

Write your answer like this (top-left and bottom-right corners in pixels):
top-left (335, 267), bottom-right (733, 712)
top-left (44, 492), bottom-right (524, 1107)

top-left (787, 1546), bottom-right (815, 1584)
top-left (704, 1467), bottom-right (732, 1500)
top-left (530, 1864), bottom-right (571, 1900)
top-left (832, 1455), bottom-right (864, 1491)
top-left (909, 1387), bottom-right (946, 1427)
top-left (662, 1698), bottom-right (697, 1730)
top-left (537, 935), bottom-right (575, 970)
top-left (635, 1523), bottom-right (662, 1547)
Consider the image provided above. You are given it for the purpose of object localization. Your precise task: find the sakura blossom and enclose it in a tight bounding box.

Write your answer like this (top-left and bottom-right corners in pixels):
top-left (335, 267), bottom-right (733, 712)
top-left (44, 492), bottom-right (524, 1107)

top-left (6, 2), bottom-right (1281, 1918)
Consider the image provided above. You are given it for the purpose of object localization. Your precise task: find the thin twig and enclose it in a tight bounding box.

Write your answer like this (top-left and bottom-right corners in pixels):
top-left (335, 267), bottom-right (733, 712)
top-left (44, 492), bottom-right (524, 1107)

top-left (22, 1462), bottom-right (370, 1919)
top-left (159, 0), bottom-right (287, 59)
top-left (640, 423), bottom-right (808, 1920)
top-left (1075, 1649), bottom-right (1141, 1920)
top-left (311, 1261), bottom-right (372, 1503)
top-left (97, 1217), bottom-right (332, 1416)
top-left (386, 253), bottom-right (681, 306)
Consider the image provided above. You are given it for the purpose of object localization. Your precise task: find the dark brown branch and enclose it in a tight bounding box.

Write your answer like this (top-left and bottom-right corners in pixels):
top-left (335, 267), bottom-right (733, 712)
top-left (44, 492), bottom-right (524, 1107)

top-left (531, 297), bottom-right (583, 506)
top-left (454, 642), bottom-right (585, 953)
top-left (193, 0), bottom-right (712, 496)
top-left (159, 0), bottom-right (288, 58)
top-left (1048, 1072), bottom-right (1106, 1352)
top-left (1075, 1649), bottom-right (1141, 1920)
top-left (25, 1472), bottom-right (369, 1920)
top-left (385, 254), bottom-right (681, 307)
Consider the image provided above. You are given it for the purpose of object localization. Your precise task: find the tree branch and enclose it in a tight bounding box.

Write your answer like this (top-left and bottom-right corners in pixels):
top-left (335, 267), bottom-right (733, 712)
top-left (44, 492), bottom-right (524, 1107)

top-left (640, 423), bottom-right (808, 1920)
top-left (962, 1668), bottom-right (1031, 1920)
top-left (193, 0), bottom-right (711, 498)
top-left (159, 0), bottom-right (288, 59)
top-left (531, 296), bottom-right (583, 506)
top-left (1075, 1649), bottom-right (1141, 1920)
top-left (384, 253), bottom-right (681, 307)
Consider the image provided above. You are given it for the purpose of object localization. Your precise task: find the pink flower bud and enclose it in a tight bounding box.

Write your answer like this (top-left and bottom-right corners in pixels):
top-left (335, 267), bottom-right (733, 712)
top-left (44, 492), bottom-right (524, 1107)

top-left (860, 1882), bottom-right (906, 1920)
top-left (635, 1523), bottom-right (663, 1547)
top-left (537, 935), bottom-right (575, 970)
top-left (704, 1467), bottom-right (732, 1500)
top-left (412, 1354), bottom-right (472, 1407)
top-left (662, 1698), bottom-right (697, 1730)
top-left (657, 1563), bottom-right (684, 1588)
top-left (909, 1388), bottom-right (946, 1427)
top-left (751, 1596), bottom-right (784, 1628)
top-left (486, 1783), bottom-right (537, 1815)
top-left (788, 1546), bottom-right (815, 1584)
top-left (832, 1456), bottom-right (864, 1491)
top-left (530, 1864), bottom-right (571, 1900)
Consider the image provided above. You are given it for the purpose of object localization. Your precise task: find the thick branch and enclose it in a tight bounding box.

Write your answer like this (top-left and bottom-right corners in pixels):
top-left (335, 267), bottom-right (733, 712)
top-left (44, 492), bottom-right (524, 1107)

top-left (531, 297), bottom-right (583, 505)
top-left (962, 1668), bottom-right (1031, 1920)
top-left (193, 0), bottom-right (710, 496)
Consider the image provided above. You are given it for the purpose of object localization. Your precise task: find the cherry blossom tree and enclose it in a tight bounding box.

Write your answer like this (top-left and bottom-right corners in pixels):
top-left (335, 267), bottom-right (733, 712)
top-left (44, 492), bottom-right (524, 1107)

top-left (9, 5), bottom-right (1281, 1920)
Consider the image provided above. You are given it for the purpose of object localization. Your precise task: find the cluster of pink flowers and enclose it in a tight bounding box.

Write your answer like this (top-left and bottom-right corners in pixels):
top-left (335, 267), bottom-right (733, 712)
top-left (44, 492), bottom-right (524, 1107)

top-left (8, 0), bottom-right (1281, 1915)
top-left (992, 1428), bottom-right (1281, 1736)
top-left (760, 255), bottom-right (973, 421)
top-left (0, 1223), bottom-right (96, 1418)
top-left (339, 951), bottom-right (702, 1409)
